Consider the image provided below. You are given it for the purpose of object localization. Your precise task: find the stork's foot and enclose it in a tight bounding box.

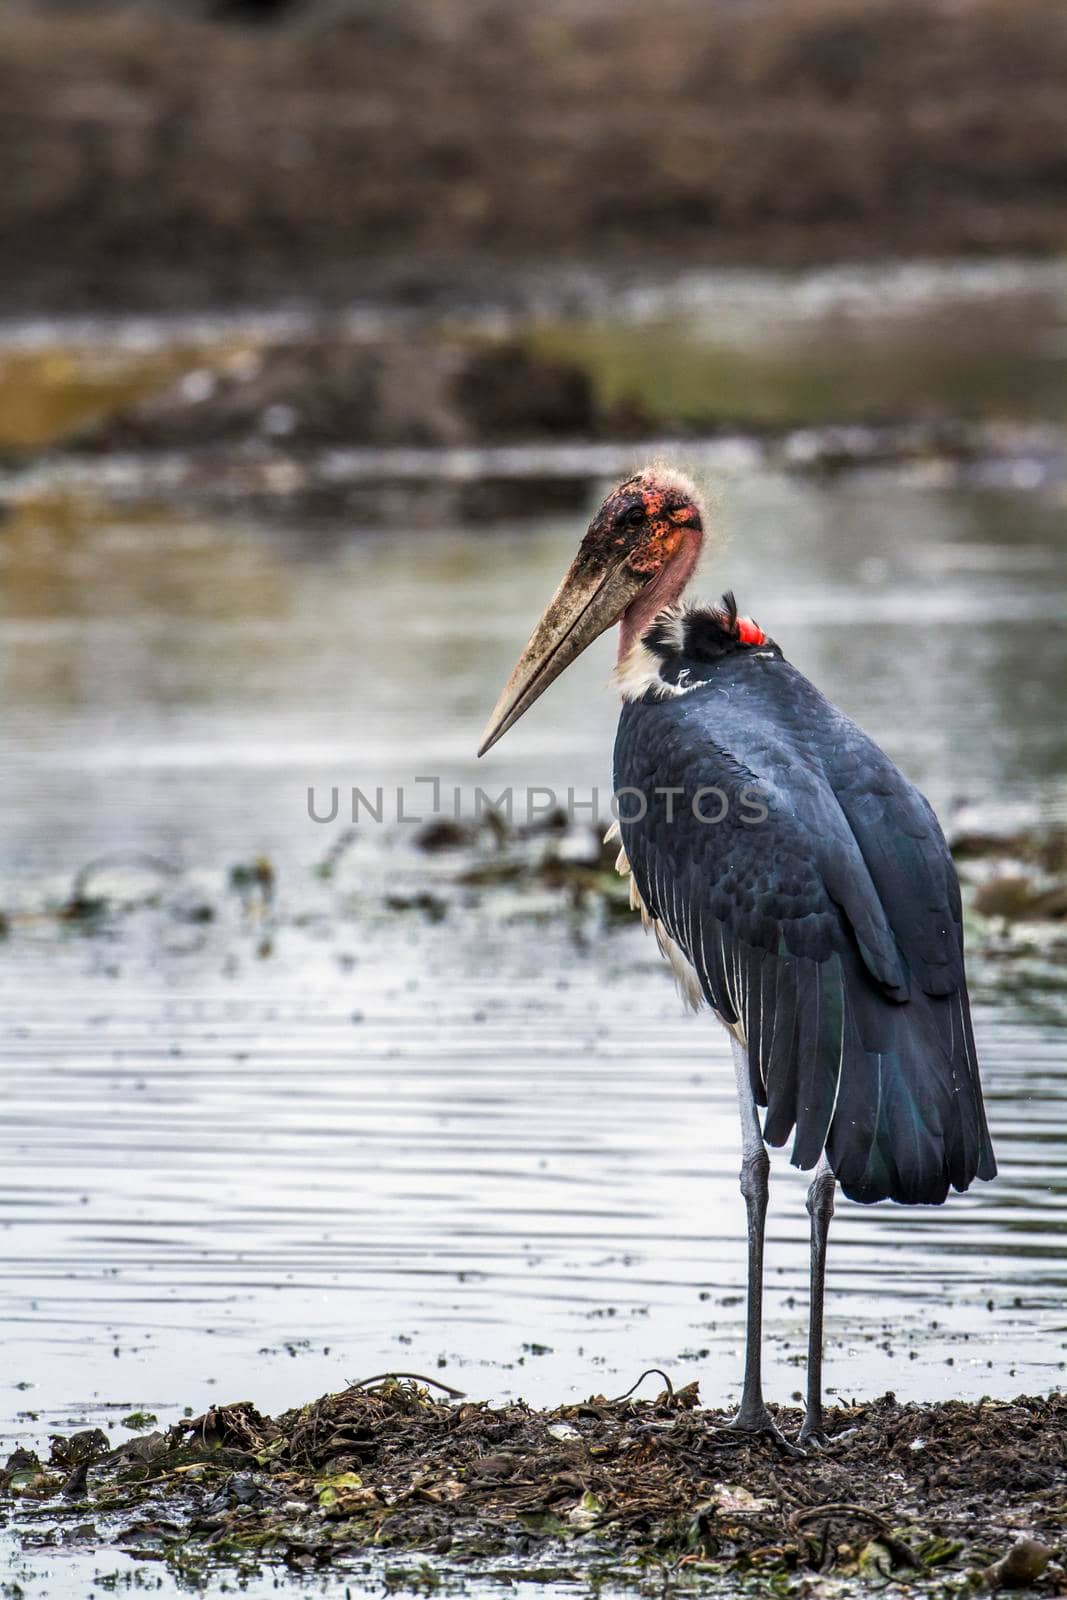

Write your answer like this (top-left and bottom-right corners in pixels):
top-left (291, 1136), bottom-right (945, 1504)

top-left (798, 1421), bottom-right (855, 1450)
top-left (717, 1404), bottom-right (804, 1456)
top-left (797, 1421), bottom-right (829, 1449)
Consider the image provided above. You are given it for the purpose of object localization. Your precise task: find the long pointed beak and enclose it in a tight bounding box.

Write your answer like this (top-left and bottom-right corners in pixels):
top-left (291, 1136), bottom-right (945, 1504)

top-left (478, 556), bottom-right (646, 756)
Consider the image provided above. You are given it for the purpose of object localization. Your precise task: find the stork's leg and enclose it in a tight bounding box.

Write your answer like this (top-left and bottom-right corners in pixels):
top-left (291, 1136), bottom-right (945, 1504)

top-left (726, 1037), bottom-right (788, 1443)
top-left (799, 1154), bottom-right (835, 1446)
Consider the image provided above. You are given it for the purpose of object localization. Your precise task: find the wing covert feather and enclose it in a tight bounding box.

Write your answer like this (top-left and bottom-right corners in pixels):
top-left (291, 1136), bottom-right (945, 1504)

top-left (614, 653), bottom-right (995, 1204)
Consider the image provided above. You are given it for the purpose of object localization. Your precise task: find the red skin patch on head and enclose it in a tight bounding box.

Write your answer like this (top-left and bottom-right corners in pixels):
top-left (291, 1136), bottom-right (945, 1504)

top-left (625, 486), bottom-right (706, 576)
top-left (737, 617), bottom-right (766, 645)
top-left (628, 518), bottom-right (684, 574)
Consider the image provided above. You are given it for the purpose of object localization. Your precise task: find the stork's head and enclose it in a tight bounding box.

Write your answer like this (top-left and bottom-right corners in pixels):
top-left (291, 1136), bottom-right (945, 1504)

top-left (478, 465), bottom-right (705, 755)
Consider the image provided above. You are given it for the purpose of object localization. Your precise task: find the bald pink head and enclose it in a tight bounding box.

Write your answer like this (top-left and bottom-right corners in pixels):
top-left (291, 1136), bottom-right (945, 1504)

top-left (478, 464), bottom-right (707, 756)
top-left (581, 467), bottom-right (706, 658)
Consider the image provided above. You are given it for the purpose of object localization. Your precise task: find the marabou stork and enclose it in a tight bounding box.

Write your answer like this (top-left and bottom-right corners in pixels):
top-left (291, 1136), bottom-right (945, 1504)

top-left (478, 465), bottom-right (996, 1449)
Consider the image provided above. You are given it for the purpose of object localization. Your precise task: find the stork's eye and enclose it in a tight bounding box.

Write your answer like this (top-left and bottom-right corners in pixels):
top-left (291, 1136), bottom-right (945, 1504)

top-left (620, 505), bottom-right (645, 529)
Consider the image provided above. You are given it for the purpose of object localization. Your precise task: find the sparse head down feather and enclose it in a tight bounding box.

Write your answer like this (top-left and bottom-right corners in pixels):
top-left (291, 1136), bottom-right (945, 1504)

top-left (627, 461), bottom-right (708, 526)
top-left (585, 462), bottom-right (709, 549)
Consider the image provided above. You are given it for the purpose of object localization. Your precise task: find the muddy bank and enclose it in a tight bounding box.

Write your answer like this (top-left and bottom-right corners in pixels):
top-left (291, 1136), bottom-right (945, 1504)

top-left (3, 0), bottom-right (1067, 311)
top-left (5, 322), bottom-right (1065, 525)
top-left (3, 1377), bottom-right (1064, 1589)
top-left (62, 334), bottom-right (606, 453)
top-left (49, 333), bottom-right (1067, 463)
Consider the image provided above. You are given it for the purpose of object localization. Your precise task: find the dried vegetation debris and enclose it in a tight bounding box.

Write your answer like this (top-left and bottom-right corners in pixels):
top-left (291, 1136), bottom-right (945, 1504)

top-left (953, 827), bottom-right (1067, 925)
top-left (5, 818), bottom-right (1067, 980)
top-left (2, 1379), bottom-right (1065, 1589)
top-left (398, 814), bottom-right (1067, 964)
top-left (951, 825), bottom-right (1067, 983)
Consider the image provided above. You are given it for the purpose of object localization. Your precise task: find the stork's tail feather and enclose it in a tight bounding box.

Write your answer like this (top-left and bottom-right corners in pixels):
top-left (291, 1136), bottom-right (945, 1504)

top-left (737, 939), bottom-right (996, 1207)
top-left (823, 973), bottom-right (996, 1205)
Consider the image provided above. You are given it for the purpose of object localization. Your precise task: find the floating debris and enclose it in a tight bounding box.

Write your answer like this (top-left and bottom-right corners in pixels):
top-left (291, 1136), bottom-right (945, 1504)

top-left (3, 821), bottom-right (1066, 996)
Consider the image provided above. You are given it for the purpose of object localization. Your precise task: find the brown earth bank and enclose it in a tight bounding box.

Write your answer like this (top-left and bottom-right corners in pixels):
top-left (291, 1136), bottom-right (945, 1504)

top-left (63, 335), bottom-right (607, 452)
top-left (52, 330), bottom-right (1062, 457)
top-left (3, 1378), bottom-right (1065, 1589)
top-left (2, 0), bottom-right (1067, 312)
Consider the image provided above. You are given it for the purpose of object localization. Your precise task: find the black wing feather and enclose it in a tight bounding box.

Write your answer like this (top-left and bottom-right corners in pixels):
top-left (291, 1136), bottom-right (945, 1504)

top-left (615, 646), bottom-right (995, 1206)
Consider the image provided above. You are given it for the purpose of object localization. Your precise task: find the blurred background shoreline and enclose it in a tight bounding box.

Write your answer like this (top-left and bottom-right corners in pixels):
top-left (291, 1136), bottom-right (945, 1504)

top-left (3, 0), bottom-right (1067, 512)
top-left (3, 0), bottom-right (1067, 313)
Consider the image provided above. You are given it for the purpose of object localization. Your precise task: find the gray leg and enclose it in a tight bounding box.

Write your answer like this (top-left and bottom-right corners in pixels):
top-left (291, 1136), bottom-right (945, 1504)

top-left (799, 1153), bottom-right (835, 1445)
top-left (726, 1037), bottom-right (788, 1442)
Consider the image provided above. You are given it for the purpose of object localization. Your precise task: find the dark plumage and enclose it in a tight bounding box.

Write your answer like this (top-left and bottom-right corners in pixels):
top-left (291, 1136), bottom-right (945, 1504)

top-left (615, 593), bottom-right (996, 1207)
top-left (479, 467), bottom-right (996, 1445)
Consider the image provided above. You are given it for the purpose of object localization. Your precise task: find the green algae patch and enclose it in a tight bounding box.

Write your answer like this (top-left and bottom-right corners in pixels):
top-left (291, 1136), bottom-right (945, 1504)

top-left (2, 1381), bottom-right (1065, 1592)
top-left (120, 1411), bottom-right (159, 1432)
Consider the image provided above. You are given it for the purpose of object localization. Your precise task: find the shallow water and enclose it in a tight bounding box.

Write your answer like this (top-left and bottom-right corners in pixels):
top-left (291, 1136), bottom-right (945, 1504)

top-left (1, 341), bottom-right (1066, 1595)
top-left (527, 257), bottom-right (1067, 428)
top-left (3, 468), bottom-right (1065, 891)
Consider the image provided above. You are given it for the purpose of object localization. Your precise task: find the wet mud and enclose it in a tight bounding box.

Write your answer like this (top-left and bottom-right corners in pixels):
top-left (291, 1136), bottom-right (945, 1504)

top-left (4, 1378), bottom-right (1064, 1591)
top-left (47, 334), bottom-right (1067, 484)
top-left (61, 336), bottom-right (604, 456)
